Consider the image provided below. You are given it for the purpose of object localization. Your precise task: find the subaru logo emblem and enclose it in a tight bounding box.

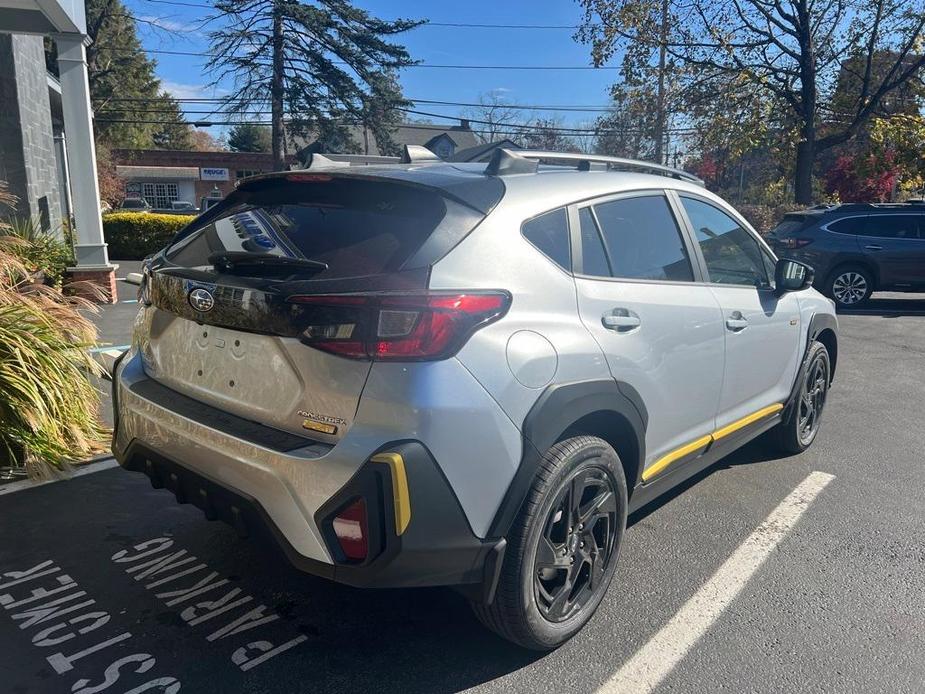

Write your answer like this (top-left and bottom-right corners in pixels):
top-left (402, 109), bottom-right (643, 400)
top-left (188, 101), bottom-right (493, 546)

top-left (188, 288), bottom-right (215, 312)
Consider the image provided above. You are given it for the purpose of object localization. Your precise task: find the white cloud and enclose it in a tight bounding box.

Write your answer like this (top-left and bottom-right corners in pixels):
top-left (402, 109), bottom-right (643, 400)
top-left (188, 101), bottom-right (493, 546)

top-left (136, 15), bottom-right (199, 34)
top-left (160, 79), bottom-right (226, 101)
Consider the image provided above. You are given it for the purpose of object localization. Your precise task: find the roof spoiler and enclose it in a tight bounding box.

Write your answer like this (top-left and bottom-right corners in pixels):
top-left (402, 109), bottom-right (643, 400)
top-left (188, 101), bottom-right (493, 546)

top-left (484, 148), bottom-right (704, 185)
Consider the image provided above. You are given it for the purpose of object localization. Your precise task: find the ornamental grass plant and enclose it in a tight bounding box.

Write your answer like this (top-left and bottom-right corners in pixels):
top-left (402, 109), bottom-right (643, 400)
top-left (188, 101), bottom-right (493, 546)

top-left (0, 183), bottom-right (108, 478)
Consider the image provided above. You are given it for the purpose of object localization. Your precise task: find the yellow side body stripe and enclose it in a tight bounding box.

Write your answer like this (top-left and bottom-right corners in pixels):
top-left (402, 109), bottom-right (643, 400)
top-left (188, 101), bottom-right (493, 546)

top-left (712, 403), bottom-right (783, 441)
top-left (370, 452), bottom-right (412, 535)
top-left (642, 403), bottom-right (784, 482)
top-left (642, 435), bottom-right (712, 482)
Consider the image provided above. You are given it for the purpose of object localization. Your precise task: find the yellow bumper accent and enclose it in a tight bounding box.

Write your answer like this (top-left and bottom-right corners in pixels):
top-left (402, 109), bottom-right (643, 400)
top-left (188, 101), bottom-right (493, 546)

top-left (370, 452), bottom-right (412, 535)
top-left (643, 403), bottom-right (784, 482)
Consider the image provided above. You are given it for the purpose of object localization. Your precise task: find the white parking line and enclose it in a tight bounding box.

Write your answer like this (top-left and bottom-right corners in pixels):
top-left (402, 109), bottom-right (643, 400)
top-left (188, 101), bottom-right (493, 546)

top-left (596, 470), bottom-right (835, 694)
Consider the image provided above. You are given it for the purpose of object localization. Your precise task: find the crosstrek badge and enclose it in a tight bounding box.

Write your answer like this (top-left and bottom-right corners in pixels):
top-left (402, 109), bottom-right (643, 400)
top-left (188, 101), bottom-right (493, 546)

top-left (298, 410), bottom-right (345, 435)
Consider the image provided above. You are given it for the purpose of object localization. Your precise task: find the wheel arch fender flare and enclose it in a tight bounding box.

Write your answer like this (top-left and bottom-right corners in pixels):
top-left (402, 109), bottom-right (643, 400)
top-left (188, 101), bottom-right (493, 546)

top-left (486, 379), bottom-right (648, 539)
top-left (784, 312), bottom-right (838, 421)
top-left (827, 257), bottom-right (879, 288)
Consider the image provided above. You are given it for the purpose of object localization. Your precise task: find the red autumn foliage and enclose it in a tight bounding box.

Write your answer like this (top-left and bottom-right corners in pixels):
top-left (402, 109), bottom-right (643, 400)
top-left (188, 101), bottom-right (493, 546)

top-left (824, 152), bottom-right (899, 202)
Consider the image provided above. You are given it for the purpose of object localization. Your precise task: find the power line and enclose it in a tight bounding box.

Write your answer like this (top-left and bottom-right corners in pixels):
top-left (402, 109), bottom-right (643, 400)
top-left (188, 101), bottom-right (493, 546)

top-left (103, 96), bottom-right (622, 112)
top-left (93, 115), bottom-right (696, 136)
top-left (94, 45), bottom-right (614, 69)
top-left (129, 2), bottom-right (597, 29)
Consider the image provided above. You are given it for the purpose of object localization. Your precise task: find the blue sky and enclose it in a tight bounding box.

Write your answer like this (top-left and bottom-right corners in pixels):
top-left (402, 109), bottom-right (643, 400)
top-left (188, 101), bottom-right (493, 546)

top-left (124, 0), bottom-right (623, 134)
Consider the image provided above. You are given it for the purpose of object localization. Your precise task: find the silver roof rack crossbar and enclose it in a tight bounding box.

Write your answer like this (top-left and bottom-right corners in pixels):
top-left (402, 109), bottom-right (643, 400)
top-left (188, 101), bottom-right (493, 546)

top-left (484, 148), bottom-right (704, 185)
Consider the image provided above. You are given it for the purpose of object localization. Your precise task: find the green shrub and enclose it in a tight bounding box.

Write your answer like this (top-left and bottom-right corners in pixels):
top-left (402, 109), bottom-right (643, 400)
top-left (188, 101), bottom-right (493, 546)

top-left (0, 238), bottom-right (107, 478)
top-left (737, 204), bottom-right (805, 235)
top-left (4, 217), bottom-right (74, 287)
top-left (103, 212), bottom-right (195, 260)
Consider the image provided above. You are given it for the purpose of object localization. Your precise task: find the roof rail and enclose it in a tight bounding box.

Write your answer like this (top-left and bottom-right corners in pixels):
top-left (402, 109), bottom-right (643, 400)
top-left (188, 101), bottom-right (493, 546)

top-left (484, 148), bottom-right (704, 185)
top-left (833, 201), bottom-right (925, 212)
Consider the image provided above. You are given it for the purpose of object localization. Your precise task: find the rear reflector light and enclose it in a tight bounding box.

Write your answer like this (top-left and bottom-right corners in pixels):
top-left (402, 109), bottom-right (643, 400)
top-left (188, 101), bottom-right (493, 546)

top-left (332, 497), bottom-right (368, 561)
top-left (287, 291), bottom-right (511, 361)
top-left (781, 238), bottom-right (813, 249)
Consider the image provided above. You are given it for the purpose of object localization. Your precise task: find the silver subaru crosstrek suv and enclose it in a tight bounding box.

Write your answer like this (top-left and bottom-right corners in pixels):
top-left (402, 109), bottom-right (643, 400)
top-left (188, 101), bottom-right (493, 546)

top-left (112, 148), bottom-right (837, 650)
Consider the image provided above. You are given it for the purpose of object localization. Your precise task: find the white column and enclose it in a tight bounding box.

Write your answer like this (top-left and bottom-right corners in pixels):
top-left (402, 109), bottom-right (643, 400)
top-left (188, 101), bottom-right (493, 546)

top-left (54, 34), bottom-right (111, 269)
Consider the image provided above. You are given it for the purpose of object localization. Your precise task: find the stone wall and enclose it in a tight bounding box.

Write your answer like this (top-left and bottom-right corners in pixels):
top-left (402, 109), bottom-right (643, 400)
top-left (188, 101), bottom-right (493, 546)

top-left (0, 33), bottom-right (63, 234)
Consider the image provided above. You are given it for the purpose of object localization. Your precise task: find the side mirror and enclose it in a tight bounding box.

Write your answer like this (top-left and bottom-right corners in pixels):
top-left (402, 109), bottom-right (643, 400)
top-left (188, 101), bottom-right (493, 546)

top-left (775, 258), bottom-right (815, 295)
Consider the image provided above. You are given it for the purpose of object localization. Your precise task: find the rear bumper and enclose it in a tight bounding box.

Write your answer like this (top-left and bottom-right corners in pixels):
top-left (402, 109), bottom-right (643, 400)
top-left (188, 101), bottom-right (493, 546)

top-left (112, 351), bottom-right (501, 589)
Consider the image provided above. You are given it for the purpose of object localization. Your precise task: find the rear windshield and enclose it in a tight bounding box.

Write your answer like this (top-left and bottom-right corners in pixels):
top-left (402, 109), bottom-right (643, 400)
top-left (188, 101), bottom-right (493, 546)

top-left (770, 215), bottom-right (812, 237)
top-left (164, 178), bottom-right (448, 280)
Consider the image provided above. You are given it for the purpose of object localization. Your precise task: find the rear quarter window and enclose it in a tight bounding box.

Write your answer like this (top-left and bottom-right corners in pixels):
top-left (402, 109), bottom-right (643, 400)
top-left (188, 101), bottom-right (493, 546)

top-left (521, 208), bottom-right (571, 271)
top-left (826, 216), bottom-right (867, 235)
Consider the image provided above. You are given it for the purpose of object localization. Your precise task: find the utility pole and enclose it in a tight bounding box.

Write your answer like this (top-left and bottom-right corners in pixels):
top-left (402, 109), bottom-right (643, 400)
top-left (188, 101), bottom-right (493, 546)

top-left (270, 0), bottom-right (285, 171)
top-left (653, 0), bottom-right (669, 165)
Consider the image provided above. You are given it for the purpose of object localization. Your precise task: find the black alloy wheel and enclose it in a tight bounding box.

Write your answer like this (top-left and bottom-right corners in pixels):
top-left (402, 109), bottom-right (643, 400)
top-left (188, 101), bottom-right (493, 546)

top-left (533, 466), bottom-right (618, 623)
top-left (798, 347), bottom-right (830, 446)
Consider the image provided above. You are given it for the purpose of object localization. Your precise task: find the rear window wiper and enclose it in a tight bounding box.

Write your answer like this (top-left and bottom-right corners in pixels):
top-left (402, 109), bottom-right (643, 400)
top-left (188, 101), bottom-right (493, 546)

top-left (208, 251), bottom-right (328, 274)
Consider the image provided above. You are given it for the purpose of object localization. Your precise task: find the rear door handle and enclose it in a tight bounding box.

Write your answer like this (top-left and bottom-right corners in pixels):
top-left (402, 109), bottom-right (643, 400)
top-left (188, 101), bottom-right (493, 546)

top-left (602, 309), bottom-right (641, 332)
top-left (864, 244), bottom-right (883, 250)
top-left (726, 314), bottom-right (748, 331)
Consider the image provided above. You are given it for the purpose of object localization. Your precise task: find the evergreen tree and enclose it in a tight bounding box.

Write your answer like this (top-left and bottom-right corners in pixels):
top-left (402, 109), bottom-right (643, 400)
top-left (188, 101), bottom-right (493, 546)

top-left (81, 0), bottom-right (192, 149)
top-left (206, 0), bottom-right (423, 169)
top-left (227, 123), bottom-right (273, 153)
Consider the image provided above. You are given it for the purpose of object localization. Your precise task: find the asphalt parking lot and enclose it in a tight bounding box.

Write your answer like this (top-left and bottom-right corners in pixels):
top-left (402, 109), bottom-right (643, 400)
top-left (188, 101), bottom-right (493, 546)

top-left (1, 293), bottom-right (924, 693)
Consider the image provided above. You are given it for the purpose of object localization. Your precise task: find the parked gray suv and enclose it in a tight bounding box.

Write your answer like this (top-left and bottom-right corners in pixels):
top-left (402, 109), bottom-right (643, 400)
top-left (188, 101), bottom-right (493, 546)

top-left (768, 201), bottom-right (925, 308)
top-left (112, 148), bottom-right (838, 649)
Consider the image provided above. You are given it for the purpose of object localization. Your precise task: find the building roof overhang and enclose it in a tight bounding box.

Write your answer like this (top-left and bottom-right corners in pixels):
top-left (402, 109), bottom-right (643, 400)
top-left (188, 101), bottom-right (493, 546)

top-left (116, 165), bottom-right (201, 180)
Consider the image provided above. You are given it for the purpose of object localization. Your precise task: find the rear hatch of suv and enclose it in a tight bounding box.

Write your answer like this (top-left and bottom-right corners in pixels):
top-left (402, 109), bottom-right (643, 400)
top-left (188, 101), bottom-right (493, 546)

top-left (139, 169), bottom-right (504, 444)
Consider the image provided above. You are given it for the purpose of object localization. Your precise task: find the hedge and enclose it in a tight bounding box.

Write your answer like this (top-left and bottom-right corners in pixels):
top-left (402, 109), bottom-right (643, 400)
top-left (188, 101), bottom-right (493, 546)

top-left (103, 212), bottom-right (196, 260)
top-left (736, 204), bottom-right (804, 235)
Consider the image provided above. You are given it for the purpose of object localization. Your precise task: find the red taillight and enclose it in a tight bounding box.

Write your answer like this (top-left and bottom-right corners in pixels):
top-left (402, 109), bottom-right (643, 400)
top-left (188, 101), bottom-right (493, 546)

top-left (288, 291), bottom-right (511, 361)
top-left (781, 238), bottom-right (813, 249)
top-left (332, 497), bottom-right (368, 561)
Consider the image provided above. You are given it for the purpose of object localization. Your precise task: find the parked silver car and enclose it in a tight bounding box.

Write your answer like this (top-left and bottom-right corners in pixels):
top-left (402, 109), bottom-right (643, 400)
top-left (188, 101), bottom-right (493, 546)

top-left (112, 148), bottom-right (838, 649)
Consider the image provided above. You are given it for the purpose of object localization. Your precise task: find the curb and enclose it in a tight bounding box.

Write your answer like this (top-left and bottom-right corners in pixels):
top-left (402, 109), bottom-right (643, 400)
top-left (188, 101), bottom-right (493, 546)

top-left (125, 272), bottom-right (143, 286)
top-left (91, 347), bottom-right (128, 379)
top-left (0, 458), bottom-right (119, 496)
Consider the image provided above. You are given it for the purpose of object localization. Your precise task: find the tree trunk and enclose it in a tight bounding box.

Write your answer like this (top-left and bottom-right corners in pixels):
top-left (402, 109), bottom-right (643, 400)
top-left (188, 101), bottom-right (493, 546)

top-left (793, 0), bottom-right (816, 206)
top-left (270, 1), bottom-right (285, 171)
top-left (653, 0), bottom-right (669, 165)
top-left (794, 139), bottom-right (815, 205)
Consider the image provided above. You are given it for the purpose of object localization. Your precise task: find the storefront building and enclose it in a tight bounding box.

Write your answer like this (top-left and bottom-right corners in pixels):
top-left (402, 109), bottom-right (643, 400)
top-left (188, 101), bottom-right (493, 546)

top-left (113, 150), bottom-right (297, 210)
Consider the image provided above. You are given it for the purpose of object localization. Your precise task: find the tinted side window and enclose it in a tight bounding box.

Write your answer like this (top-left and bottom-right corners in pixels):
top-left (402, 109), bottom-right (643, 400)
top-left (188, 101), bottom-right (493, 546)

top-left (827, 216), bottom-right (867, 235)
top-left (578, 207), bottom-right (612, 277)
top-left (682, 197), bottom-right (769, 287)
top-left (863, 215), bottom-right (921, 239)
top-left (522, 208), bottom-right (571, 270)
top-left (592, 196), bottom-right (694, 282)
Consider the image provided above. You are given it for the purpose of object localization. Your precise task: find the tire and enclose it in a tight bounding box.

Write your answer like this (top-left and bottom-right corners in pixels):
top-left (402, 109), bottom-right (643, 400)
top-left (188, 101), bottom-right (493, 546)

top-left (471, 436), bottom-right (627, 650)
top-left (826, 264), bottom-right (873, 309)
top-left (769, 341), bottom-right (831, 454)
